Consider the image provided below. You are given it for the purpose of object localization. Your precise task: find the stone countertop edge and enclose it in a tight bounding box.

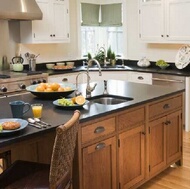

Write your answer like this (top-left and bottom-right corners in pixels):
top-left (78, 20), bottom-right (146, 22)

top-left (0, 80), bottom-right (185, 148)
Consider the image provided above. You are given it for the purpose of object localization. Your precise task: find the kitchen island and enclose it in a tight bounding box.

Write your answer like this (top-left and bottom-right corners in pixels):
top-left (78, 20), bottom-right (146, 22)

top-left (0, 80), bottom-right (185, 189)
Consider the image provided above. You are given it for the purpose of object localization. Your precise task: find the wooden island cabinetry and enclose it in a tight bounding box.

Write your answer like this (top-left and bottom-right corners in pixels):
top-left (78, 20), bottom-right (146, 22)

top-left (148, 95), bottom-right (182, 178)
top-left (0, 92), bottom-right (183, 189)
top-left (76, 92), bottom-right (183, 189)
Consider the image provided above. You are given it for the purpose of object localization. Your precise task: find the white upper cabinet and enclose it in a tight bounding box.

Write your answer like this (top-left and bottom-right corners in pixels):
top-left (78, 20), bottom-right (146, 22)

top-left (139, 0), bottom-right (190, 43)
top-left (20, 0), bottom-right (70, 43)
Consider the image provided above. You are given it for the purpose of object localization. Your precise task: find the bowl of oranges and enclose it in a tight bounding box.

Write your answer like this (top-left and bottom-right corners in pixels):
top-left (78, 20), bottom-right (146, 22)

top-left (26, 82), bottom-right (76, 99)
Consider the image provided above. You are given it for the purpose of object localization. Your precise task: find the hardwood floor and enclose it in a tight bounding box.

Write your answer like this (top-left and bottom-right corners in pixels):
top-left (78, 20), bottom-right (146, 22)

top-left (139, 130), bottom-right (190, 189)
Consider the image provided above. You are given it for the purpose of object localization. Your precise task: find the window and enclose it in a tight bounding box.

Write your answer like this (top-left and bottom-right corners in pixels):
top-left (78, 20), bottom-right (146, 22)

top-left (81, 26), bottom-right (123, 58)
top-left (81, 3), bottom-right (123, 58)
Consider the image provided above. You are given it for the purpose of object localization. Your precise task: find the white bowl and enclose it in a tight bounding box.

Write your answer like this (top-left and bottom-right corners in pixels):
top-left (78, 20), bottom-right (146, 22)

top-left (56, 62), bottom-right (65, 66)
top-left (66, 62), bottom-right (74, 66)
top-left (46, 64), bottom-right (55, 69)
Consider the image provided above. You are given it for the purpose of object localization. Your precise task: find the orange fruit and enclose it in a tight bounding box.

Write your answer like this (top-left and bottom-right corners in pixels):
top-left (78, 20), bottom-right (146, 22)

top-left (36, 85), bottom-right (45, 92)
top-left (58, 87), bottom-right (65, 92)
top-left (50, 83), bottom-right (60, 91)
top-left (39, 83), bottom-right (47, 89)
top-left (75, 95), bottom-right (85, 105)
top-left (71, 97), bottom-right (76, 103)
top-left (44, 87), bottom-right (53, 92)
top-left (64, 87), bottom-right (72, 91)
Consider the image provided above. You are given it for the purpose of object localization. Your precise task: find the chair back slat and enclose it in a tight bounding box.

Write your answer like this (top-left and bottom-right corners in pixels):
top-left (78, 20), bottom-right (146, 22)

top-left (49, 110), bottom-right (80, 189)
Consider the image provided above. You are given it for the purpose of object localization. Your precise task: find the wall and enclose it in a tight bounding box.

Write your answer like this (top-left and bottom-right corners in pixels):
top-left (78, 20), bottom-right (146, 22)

top-left (0, 0), bottom-right (187, 65)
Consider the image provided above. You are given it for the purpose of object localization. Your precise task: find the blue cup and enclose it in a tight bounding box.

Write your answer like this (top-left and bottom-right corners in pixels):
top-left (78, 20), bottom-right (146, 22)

top-left (9, 101), bottom-right (31, 118)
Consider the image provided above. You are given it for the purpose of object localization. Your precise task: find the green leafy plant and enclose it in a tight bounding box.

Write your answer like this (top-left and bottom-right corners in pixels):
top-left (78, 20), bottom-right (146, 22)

top-left (110, 52), bottom-right (116, 60)
top-left (94, 50), bottom-right (105, 63)
top-left (107, 46), bottom-right (112, 59)
top-left (87, 52), bottom-right (92, 60)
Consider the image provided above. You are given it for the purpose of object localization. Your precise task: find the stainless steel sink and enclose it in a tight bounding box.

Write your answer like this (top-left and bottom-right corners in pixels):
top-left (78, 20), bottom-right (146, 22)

top-left (87, 94), bottom-right (133, 105)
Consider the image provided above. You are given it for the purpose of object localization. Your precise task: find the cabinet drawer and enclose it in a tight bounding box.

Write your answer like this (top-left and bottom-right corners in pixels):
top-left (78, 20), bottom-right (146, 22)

top-left (81, 117), bottom-right (116, 144)
top-left (118, 107), bottom-right (145, 131)
top-left (149, 95), bottom-right (182, 119)
top-left (129, 72), bottom-right (152, 84)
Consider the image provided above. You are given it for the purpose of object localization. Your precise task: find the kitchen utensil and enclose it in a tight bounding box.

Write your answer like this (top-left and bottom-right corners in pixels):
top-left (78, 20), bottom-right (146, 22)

top-left (12, 64), bottom-right (24, 72)
top-left (28, 123), bottom-right (42, 129)
top-left (29, 59), bottom-right (36, 71)
top-left (33, 118), bottom-right (51, 126)
top-left (28, 118), bottom-right (46, 128)
top-left (2, 55), bottom-right (9, 70)
top-left (9, 101), bottom-right (31, 118)
top-left (12, 56), bottom-right (24, 64)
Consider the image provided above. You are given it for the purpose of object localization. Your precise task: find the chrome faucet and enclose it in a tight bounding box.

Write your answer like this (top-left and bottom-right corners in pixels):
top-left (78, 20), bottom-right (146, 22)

top-left (75, 59), bottom-right (102, 98)
top-left (86, 59), bottom-right (102, 98)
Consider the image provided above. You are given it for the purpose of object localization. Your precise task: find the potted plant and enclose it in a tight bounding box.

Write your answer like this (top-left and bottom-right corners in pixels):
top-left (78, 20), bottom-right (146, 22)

top-left (110, 51), bottom-right (116, 66)
top-left (107, 46), bottom-right (112, 60)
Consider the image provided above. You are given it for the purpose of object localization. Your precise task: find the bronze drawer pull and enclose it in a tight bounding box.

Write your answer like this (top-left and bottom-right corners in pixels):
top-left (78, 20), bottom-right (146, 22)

top-left (163, 104), bottom-right (170, 109)
top-left (165, 120), bottom-right (171, 125)
top-left (95, 143), bottom-right (106, 150)
top-left (138, 76), bottom-right (144, 80)
top-left (62, 78), bottom-right (68, 82)
top-left (94, 126), bottom-right (105, 134)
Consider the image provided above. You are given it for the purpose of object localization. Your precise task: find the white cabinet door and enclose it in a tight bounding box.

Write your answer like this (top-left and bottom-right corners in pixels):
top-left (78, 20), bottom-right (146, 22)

top-left (20, 0), bottom-right (70, 43)
top-left (53, 0), bottom-right (70, 42)
top-left (139, 0), bottom-right (164, 42)
top-left (166, 0), bottom-right (190, 41)
top-left (32, 0), bottom-right (52, 42)
top-left (139, 0), bottom-right (190, 43)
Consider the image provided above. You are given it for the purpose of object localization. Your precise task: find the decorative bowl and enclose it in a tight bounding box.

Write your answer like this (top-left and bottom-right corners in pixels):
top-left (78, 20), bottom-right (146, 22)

top-left (46, 64), bottom-right (55, 69)
top-left (158, 64), bottom-right (170, 69)
top-left (26, 83), bottom-right (76, 99)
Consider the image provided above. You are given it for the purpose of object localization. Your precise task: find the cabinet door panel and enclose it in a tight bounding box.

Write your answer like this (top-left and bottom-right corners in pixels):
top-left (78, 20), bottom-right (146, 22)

top-left (139, 1), bottom-right (164, 41)
top-left (32, 2), bottom-right (52, 41)
top-left (166, 0), bottom-right (190, 41)
top-left (149, 117), bottom-right (166, 177)
top-left (119, 125), bottom-right (145, 189)
top-left (53, 2), bottom-right (69, 41)
top-left (166, 110), bottom-right (182, 164)
top-left (82, 137), bottom-right (116, 189)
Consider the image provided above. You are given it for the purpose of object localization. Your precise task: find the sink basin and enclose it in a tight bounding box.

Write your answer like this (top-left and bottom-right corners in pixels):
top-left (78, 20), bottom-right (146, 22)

top-left (87, 94), bottom-right (133, 105)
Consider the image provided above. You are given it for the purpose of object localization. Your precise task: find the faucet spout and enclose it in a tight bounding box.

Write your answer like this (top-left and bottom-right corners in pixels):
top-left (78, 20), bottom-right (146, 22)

top-left (88, 58), bottom-right (102, 76)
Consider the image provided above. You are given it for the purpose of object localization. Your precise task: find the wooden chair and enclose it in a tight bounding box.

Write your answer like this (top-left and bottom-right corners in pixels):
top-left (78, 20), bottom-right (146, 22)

top-left (0, 110), bottom-right (80, 189)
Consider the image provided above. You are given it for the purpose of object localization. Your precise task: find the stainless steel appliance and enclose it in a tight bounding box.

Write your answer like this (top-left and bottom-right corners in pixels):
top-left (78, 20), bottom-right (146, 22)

top-left (152, 73), bottom-right (185, 89)
top-left (0, 73), bottom-right (48, 98)
top-left (152, 73), bottom-right (185, 128)
top-left (0, 0), bottom-right (42, 20)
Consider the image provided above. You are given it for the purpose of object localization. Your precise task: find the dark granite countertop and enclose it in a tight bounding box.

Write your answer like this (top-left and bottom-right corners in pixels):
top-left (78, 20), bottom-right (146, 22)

top-left (42, 60), bottom-right (190, 77)
top-left (0, 80), bottom-right (185, 148)
top-left (1, 59), bottom-right (190, 79)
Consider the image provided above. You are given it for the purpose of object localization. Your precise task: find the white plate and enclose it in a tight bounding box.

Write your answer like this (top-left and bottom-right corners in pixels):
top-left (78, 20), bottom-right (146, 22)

top-left (53, 99), bottom-right (87, 109)
top-left (175, 45), bottom-right (190, 69)
top-left (0, 118), bottom-right (28, 135)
